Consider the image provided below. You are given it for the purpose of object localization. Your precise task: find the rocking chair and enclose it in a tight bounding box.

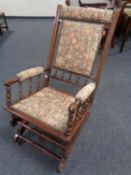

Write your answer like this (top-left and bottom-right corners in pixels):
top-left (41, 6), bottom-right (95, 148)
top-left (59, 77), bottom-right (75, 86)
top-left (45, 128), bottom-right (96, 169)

top-left (4, 5), bottom-right (120, 172)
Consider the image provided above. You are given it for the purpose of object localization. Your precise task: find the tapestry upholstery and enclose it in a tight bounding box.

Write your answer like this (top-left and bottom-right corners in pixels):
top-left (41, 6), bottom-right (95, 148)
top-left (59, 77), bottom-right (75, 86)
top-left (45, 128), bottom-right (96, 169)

top-left (12, 87), bottom-right (75, 132)
top-left (60, 5), bottom-right (113, 23)
top-left (75, 82), bottom-right (96, 103)
top-left (16, 66), bottom-right (44, 81)
top-left (55, 20), bottom-right (104, 76)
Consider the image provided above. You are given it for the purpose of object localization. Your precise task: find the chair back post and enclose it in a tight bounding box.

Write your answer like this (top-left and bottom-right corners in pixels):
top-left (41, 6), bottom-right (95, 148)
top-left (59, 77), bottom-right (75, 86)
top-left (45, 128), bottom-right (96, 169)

top-left (117, 1), bottom-right (127, 27)
top-left (44, 5), bottom-right (61, 87)
top-left (79, 0), bottom-right (87, 7)
top-left (92, 9), bottom-right (120, 101)
top-left (66, 9), bottom-right (120, 137)
top-left (65, 0), bottom-right (70, 6)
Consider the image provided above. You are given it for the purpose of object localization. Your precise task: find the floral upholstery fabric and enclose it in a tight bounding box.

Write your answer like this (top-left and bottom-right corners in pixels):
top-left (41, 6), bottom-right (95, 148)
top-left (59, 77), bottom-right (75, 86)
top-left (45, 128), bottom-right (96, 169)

top-left (12, 87), bottom-right (75, 132)
top-left (55, 20), bottom-right (104, 76)
top-left (60, 5), bottom-right (113, 23)
top-left (16, 66), bottom-right (44, 81)
top-left (76, 82), bottom-right (96, 103)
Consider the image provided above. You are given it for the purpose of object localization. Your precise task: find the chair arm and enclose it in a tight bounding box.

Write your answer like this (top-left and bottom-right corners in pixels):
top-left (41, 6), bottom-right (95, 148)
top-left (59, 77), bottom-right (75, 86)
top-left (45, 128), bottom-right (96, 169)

top-left (4, 78), bottom-right (19, 86)
top-left (65, 99), bottom-right (81, 136)
top-left (16, 66), bottom-right (45, 81)
top-left (68, 99), bottom-right (81, 114)
top-left (3, 66), bottom-right (48, 107)
top-left (75, 82), bottom-right (96, 103)
top-left (4, 66), bottom-right (46, 86)
top-left (65, 83), bottom-right (95, 136)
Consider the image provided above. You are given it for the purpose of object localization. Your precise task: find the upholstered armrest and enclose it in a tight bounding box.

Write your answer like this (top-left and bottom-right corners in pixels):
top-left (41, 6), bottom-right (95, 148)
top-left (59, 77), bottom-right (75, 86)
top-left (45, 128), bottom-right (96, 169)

top-left (75, 82), bottom-right (96, 103)
top-left (16, 66), bottom-right (44, 81)
top-left (4, 66), bottom-right (45, 86)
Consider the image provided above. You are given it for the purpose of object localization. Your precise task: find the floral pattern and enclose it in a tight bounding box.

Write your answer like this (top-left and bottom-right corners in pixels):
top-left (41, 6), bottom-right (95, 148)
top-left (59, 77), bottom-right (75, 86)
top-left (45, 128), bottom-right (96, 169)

top-left (60, 5), bottom-right (113, 23)
top-left (75, 82), bottom-right (96, 103)
top-left (56, 20), bottom-right (104, 76)
top-left (12, 87), bottom-right (75, 132)
top-left (16, 66), bottom-right (44, 81)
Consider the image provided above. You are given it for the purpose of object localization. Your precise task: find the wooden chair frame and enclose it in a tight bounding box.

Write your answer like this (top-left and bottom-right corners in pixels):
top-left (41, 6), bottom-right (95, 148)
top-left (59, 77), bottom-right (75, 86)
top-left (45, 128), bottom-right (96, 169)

top-left (4, 5), bottom-right (120, 172)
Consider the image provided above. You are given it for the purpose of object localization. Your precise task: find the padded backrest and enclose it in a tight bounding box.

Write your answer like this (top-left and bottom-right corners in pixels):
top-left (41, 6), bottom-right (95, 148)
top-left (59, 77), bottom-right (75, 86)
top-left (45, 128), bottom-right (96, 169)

top-left (55, 6), bottom-right (113, 76)
top-left (56, 20), bottom-right (104, 76)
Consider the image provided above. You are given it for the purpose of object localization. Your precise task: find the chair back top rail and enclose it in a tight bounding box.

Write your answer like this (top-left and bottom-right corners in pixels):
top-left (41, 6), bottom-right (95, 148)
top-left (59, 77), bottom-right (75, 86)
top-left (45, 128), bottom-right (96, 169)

top-left (59, 5), bottom-right (113, 23)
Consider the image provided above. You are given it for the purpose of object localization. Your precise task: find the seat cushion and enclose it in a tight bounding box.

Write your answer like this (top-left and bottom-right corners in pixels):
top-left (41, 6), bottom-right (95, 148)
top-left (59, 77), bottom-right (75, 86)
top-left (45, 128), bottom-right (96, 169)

top-left (12, 87), bottom-right (75, 132)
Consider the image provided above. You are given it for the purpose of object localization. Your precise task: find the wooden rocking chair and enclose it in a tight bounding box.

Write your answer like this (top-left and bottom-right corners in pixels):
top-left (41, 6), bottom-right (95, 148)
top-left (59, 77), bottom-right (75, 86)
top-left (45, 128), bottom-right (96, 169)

top-left (4, 5), bottom-right (120, 172)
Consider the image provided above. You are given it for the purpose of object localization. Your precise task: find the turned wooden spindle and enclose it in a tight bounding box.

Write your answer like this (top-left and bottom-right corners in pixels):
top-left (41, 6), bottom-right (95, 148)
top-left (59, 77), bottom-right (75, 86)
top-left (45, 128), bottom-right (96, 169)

top-left (55, 69), bottom-right (58, 77)
top-left (76, 76), bottom-right (80, 84)
top-left (6, 85), bottom-right (12, 107)
top-left (18, 81), bottom-right (22, 100)
top-left (36, 74), bottom-right (41, 91)
top-left (65, 100), bottom-right (81, 136)
top-left (69, 73), bottom-right (72, 81)
top-left (61, 70), bottom-right (65, 79)
top-left (80, 99), bottom-right (90, 117)
top-left (29, 78), bottom-right (32, 95)
top-left (84, 78), bottom-right (88, 85)
top-left (74, 108), bottom-right (81, 124)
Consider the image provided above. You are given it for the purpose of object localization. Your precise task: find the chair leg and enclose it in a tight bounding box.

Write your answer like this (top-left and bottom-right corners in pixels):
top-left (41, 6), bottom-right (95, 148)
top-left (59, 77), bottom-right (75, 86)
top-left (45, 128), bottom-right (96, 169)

top-left (2, 13), bottom-right (9, 30)
top-left (18, 126), bottom-right (26, 135)
top-left (111, 34), bottom-right (115, 48)
top-left (58, 143), bottom-right (74, 172)
top-left (13, 121), bottom-right (28, 144)
top-left (58, 148), bottom-right (68, 172)
top-left (0, 24), bottom-right (3, 36)
top-left (13, 124), bottom-right (27, 144)
top-left (10, 114), bottom-right (21, 127)
top-left (120, 18), bottom-right (131, 52)
top-left (58, 159), bottom-right (66, 172)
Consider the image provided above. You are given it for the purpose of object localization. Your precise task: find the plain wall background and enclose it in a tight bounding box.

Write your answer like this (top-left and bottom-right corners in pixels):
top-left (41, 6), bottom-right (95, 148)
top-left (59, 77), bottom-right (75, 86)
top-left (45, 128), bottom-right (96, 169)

top-left (0, 0), bottom-right (109, 16)
top-left (0, 0), bottom-right (65, 16)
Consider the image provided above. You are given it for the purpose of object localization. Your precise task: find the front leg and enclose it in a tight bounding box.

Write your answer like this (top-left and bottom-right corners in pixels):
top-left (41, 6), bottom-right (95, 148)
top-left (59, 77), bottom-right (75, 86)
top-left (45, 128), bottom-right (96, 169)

top-left (58, 142), bottom-right (74, 172)
top-left (10, 114), bottom-right (21, 127)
